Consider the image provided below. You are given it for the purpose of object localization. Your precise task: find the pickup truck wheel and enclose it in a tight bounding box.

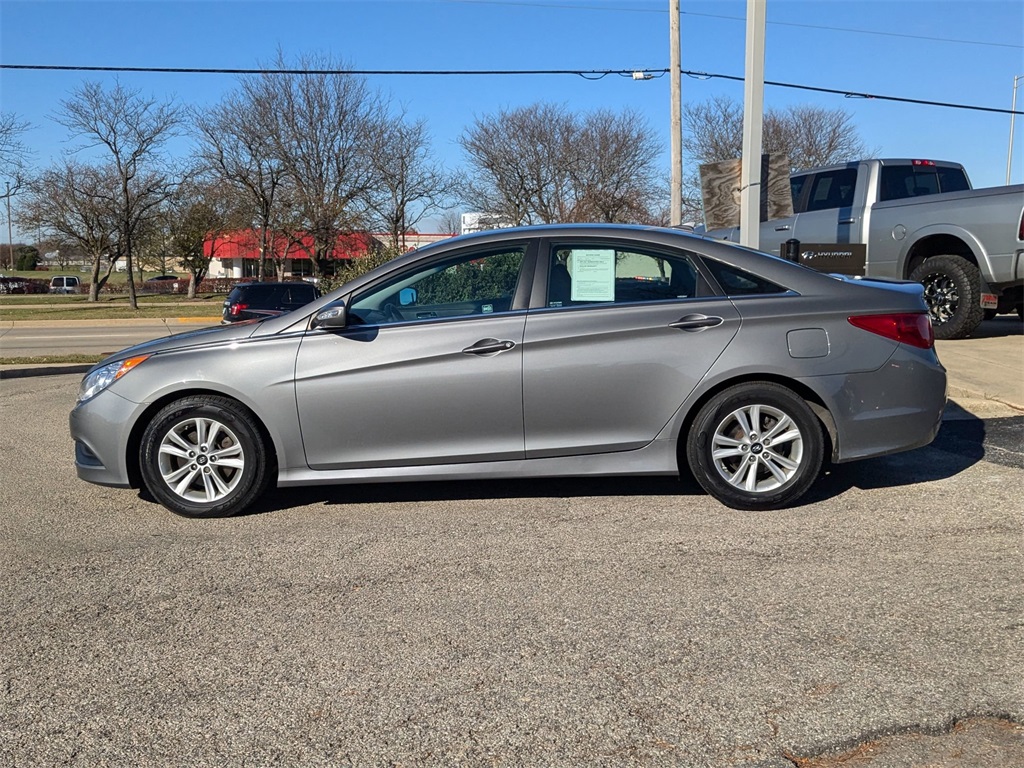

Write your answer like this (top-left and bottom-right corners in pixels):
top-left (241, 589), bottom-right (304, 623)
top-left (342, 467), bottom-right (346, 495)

top-left (909, 254), bottom-right (984, 341)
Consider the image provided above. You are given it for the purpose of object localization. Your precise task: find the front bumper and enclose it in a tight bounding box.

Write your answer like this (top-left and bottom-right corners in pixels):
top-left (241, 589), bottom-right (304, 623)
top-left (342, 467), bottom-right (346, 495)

top-left (69, 390), bottom-right (141, 488)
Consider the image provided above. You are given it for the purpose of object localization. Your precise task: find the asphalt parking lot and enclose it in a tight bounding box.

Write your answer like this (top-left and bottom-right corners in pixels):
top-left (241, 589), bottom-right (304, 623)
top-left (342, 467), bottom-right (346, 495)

top-left (2, 335), bottom-right (1022, 767)
top-left (2, 317), bottom-right (1022, 766)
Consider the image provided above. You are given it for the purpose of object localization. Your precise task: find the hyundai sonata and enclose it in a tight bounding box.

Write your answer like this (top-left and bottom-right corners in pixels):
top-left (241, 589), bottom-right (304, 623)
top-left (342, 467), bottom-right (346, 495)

top-left (70, 224), bottom-right (946, 517)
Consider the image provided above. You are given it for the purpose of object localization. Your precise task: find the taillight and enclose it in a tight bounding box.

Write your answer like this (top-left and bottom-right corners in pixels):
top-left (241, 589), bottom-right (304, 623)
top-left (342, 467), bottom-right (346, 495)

top-left (848, 313), bottom-right (934, 349)
top-left (230, 303), bottom-right (248, 317)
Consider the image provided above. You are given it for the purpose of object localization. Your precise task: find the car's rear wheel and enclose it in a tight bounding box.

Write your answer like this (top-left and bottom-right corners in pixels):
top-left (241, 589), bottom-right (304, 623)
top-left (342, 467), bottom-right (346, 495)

top-left (140, 396), bottom-right (271, 518)
top-left (686, 383), bottom-right (824, 510)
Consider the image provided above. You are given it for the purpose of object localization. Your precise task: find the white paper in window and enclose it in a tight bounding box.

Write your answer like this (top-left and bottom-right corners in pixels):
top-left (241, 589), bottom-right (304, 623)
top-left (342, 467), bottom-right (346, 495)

top-left (570, 249), bottom-right (615, 302)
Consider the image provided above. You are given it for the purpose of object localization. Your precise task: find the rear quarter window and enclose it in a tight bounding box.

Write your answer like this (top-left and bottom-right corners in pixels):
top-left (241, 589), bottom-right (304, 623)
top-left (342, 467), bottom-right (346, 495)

top-left (702, 258), bottom-right (787, 296)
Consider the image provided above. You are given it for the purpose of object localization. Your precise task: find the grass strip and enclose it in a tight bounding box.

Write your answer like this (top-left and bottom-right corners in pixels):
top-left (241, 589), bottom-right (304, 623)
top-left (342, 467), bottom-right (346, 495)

top-left (0, 354), bottom-right (103, 366)
top-left (0, 306), bottom-right (223, 320)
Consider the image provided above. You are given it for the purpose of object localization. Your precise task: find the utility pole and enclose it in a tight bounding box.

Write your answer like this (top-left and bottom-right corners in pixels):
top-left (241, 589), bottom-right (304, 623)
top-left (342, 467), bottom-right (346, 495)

top-left (739, 0), bottom-right (767, 249)
top-left (669, 0), bottom-right (682, 226)
top-left (1006, 74), bottom-right (1022, 186)
top-left (3, 181), bottom-right (14, 271)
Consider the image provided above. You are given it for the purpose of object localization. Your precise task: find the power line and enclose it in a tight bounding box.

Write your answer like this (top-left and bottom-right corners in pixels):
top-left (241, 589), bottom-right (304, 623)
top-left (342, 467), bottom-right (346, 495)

top-left (2, 63), bottom-right (1021, 115)
top-left (444, 0), bottom-right (1024, 50)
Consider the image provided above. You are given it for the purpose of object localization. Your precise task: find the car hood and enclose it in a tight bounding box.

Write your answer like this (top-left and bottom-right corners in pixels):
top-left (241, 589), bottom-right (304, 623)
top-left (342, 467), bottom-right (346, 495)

top-left (90, 320), bottom-right (263, 370)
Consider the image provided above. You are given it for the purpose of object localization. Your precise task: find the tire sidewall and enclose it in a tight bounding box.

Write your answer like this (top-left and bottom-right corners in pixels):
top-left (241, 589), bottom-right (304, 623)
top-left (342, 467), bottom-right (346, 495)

top-left (140, 397), bottom-right (267, 518)
top-left (686, 383), bottom-right (823, 510)
top-left (909, 254), bottom-right (983, 341)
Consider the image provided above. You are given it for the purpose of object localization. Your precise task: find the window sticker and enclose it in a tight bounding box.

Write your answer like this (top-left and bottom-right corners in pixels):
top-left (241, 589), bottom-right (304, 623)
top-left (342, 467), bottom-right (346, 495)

top-left (570, 249), bottom-right (616, 302)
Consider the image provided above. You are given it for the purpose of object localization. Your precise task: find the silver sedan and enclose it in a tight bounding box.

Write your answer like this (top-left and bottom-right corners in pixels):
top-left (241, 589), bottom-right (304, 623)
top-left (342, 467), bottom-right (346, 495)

top-left (70, 224), bottom-right (946, 517)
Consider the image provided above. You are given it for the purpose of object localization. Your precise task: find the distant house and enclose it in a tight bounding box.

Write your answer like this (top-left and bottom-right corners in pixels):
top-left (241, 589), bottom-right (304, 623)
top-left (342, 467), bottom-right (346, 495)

top-left (204, 230), bottom-right (455, 279)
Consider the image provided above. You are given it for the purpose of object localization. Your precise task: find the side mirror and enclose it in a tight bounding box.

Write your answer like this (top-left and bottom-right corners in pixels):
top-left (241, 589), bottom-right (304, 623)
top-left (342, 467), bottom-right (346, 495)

top-left (311, 303), bottom-right (347, 330)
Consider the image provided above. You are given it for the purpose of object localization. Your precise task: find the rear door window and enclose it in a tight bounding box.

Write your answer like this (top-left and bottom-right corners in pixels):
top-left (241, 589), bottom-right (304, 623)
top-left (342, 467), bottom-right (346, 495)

top-left (803, 169), bottom-right (857, 212)
top-left (545, 244), bottom-right (701, 308)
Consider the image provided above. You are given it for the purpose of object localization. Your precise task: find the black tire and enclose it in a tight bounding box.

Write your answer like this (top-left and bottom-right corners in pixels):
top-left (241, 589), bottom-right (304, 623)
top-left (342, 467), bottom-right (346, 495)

top-left (908, 254), bottom-right (984, 341)
top-left (686, 382), bottom-right (824, 511)
top-left (140, 395), bottom-right (271, 518)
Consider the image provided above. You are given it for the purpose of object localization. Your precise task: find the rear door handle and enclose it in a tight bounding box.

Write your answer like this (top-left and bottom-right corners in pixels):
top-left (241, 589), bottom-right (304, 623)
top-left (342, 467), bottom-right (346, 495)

top-left (462, 338), bottom-right (516, 355)
top-left (774, 225), bottom-right (791, 231)
top-left (839, 217), bottom-right (857, 224)
top-left (669, 314), bottom-right (724, 331)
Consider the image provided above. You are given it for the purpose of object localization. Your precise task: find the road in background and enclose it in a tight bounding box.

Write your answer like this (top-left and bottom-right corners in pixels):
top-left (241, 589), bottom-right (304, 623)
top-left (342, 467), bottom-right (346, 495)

top-left (0, 319), bottom-right (219, 357)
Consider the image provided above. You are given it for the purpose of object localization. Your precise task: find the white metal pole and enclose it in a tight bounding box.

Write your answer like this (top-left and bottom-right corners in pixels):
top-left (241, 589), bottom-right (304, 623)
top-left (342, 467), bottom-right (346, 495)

top-left (670, 0), bottom-right (682, 226)
top-left (1006, 75), bottom-right (1021, 186)
top-left (739, 0), bottom-right (767, 249)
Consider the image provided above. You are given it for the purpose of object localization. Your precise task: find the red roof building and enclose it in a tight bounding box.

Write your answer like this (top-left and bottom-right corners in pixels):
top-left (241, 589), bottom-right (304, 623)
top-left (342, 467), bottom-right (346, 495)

top-left (204, 230), bottom-right (456, 279)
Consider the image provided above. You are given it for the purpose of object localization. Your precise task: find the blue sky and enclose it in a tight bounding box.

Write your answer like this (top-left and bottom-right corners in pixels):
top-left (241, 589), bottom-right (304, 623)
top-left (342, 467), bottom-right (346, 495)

top-left (1, 0), bottom-right (1022, 235)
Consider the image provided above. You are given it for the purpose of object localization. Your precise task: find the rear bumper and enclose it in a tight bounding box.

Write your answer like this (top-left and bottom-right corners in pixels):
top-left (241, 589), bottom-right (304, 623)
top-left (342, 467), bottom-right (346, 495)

top-left (803, 346), bottom-right (947, 463)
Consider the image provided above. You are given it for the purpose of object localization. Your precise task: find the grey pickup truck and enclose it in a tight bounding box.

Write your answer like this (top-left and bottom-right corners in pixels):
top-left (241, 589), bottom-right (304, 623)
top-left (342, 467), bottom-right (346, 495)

top-left (704, 159), bottom-right (1024, 339)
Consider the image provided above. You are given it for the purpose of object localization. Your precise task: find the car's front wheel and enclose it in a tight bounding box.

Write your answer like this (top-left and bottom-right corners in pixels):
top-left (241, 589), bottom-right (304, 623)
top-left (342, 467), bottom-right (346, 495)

top-left (686, 383), bottom-right (824, 510)
top-left (140, 396), bottom-right (271, 518)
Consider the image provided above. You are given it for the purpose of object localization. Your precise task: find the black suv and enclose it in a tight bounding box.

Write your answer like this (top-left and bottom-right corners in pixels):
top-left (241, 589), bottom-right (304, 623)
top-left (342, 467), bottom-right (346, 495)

top-left (221, 281), bottom-right (320, 323)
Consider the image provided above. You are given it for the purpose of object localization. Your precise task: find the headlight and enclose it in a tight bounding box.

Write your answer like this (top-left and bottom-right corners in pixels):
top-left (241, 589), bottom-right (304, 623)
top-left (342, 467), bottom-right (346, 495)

top-left (77, 355), bottom-right (150, 404)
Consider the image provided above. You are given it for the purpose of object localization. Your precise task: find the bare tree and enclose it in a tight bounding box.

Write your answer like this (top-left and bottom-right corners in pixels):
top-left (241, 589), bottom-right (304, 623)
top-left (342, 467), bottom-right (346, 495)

top-left (18, 161), bottom-right (118, 299)
top-left (684, 95), bottom-right (870, 170)
top-left (161, 178), bottom-right (247, 297)
top-left (366, 116), bottom-right (459, 250)
top-left (260, 52), bottom-right (387, 278)
top-left (192, 85), bottom-right (289, 282)
top-left (0, 111), bottom-right (32, 176)
top-left (460, 103), bottom-right (664, 226)
top-left (764, 104), bottom-right (873, 172)
top-left (54, 81), bottom-right (182, 308)
top-left (461, 103), bottom-right (576, 225)
top-left (569, 109), bottom-right (665, 224)
top-left (683, 95), bottom-right (873, 220)
top-left (1, 111), bottom-right (33, 270)
top-left (437, 209), bottom-right (464, 235)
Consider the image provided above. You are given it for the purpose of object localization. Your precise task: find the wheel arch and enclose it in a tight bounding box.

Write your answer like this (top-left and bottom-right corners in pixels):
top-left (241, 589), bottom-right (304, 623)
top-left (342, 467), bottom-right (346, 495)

top-left (902, 232), bottom-right (979, 279)
top-left (125, 388), bottom-right (279, 490)
top-left (676, 374), bottom-right (838, 472)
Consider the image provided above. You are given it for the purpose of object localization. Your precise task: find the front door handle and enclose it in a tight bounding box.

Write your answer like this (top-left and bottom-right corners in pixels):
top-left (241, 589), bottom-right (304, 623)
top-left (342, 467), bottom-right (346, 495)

top-left (774, 225), bottom-right (791, 231)
top-left (669, 314), bottom-right (724, 332)
top-left (462, 338), bottom-right (516, 355)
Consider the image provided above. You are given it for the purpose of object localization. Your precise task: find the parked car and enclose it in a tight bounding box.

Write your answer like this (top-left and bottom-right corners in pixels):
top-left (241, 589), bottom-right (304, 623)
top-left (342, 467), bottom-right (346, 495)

top-left (70, 224), bottom-right (946, 519)
top-left (144, 274), bottom-right (183, 293)
top-left (221, 281), bottom-right (320, 323)
top-left (49, 275), bottom-right (81, 294)
top-left (0, 275), bottom-right (28, 293)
